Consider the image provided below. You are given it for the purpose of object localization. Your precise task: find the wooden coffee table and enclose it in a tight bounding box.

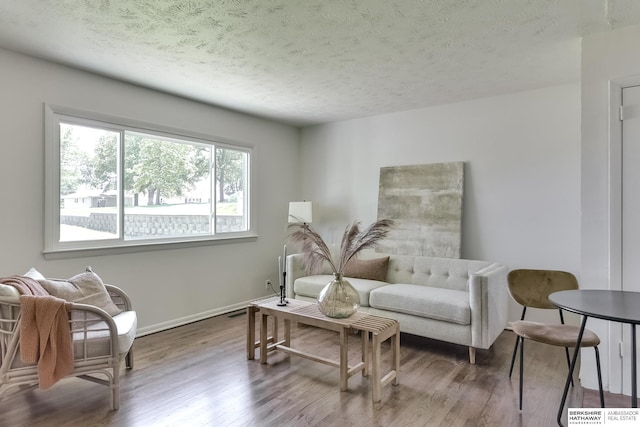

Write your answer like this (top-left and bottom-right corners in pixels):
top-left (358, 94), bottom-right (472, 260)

top-left (246, 296), bottom-right (400, 403)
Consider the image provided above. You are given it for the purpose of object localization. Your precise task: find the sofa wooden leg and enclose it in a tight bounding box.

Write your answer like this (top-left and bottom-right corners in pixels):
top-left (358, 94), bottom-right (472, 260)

top-left (469, 347), bottom-right (476, 364)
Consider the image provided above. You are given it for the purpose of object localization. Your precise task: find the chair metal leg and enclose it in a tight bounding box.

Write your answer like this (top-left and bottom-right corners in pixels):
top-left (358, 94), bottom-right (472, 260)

top-left (519, 336), bottom-right (524, 411)
top-left (509, 335), bottom-right (519, 378)
top-left (509, 307), bottom-right (527, 378)
top-left (559, 309), bottom-right (575, 387)
top-left (594, 346), bottom-right (605, 408)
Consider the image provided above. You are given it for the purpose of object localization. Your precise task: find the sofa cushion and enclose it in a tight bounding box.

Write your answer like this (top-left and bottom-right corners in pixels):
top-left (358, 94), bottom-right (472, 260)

top-left (369, 284), bottom-right (471, 325)
top-left (343, 256), bottom-right (389, 281)
top-left (293, 275), bottom-right (388, 307)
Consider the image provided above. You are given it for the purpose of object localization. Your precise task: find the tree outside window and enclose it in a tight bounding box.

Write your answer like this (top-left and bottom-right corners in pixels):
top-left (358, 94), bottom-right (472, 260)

top-left (55, 119), bottom-right (250, 246)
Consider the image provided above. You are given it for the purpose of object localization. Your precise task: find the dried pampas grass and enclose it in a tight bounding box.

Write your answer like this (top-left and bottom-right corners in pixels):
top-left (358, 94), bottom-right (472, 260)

top-left (287, 219), bottom-right (395, 275)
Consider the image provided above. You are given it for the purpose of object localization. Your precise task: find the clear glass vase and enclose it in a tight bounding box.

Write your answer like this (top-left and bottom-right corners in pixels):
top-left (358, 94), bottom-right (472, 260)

top-left (317, 273), bottom-right (360, 318)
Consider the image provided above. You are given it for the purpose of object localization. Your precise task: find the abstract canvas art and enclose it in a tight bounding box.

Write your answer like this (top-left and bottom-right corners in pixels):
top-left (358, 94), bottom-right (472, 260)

top-left (377, 162), bottom-right (464, 258)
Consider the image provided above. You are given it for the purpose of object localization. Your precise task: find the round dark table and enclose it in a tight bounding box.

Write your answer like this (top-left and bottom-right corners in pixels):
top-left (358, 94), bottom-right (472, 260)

top-left (550, 290), bottom-right (640, 425)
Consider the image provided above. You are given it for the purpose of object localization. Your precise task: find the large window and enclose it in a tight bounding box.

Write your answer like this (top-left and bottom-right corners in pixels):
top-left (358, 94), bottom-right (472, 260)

top-left (45, 105), bottom-right (254, 255)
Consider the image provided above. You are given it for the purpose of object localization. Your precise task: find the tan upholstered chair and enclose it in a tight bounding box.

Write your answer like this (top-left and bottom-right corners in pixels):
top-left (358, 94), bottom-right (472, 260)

top-left (507, 269), bottom-right (604, 410)
top-left (0, 277), bottom-right (136, 410)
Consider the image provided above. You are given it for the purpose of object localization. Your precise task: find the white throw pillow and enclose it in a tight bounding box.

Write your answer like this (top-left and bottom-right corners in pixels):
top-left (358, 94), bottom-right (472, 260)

top-left (23, 267), bottom-right (46, 281)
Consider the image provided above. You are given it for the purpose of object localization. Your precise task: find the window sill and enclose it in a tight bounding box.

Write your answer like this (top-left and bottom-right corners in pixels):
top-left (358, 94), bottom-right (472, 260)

top-left (43, 234), bottom-right (258, 260)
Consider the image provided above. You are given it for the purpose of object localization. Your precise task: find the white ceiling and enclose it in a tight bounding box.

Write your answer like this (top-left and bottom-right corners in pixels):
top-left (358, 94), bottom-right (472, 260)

top-left (1, 1), bottom-right (640, 127)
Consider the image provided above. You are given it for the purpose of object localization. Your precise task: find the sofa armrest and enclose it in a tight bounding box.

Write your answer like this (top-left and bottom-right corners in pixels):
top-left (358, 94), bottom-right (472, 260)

top-left (468, 263), bottom-right (509, 349)
top-left (285, 254), bottom-right (306, 299)
top-left (285, 254), bottom-right (335, 298)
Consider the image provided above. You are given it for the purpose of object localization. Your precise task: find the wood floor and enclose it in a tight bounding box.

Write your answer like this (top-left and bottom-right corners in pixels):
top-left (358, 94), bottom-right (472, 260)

top-left (1, 308), bottom-right (614, 427)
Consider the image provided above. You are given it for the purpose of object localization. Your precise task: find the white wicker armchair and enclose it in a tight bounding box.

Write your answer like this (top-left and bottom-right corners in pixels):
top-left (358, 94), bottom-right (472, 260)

top-left (0, 282), bottom-right (136, 410)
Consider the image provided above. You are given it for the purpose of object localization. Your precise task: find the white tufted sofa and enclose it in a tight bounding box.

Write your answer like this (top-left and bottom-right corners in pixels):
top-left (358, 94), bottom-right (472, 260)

top-left (286, 251), bottom-right (509, 363)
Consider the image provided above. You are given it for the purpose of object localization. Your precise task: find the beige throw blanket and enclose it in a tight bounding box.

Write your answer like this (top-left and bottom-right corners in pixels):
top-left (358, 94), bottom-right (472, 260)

top-left (0, 276), bottom-right (73, 389)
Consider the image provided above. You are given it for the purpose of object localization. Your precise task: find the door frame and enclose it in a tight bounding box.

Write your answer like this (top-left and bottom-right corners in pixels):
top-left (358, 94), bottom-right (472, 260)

top-left (609, 77), bottom-right (640, 394)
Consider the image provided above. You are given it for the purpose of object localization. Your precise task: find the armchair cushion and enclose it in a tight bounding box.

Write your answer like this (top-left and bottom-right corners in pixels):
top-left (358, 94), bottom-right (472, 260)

top-left (69, 310), bottom-right (137, 359)
top-left (38, 268), bottom-right (123, 316)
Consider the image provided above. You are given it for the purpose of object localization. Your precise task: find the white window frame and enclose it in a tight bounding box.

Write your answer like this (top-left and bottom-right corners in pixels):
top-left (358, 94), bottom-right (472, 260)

top-left (44, 104), bottom-right (257, 258)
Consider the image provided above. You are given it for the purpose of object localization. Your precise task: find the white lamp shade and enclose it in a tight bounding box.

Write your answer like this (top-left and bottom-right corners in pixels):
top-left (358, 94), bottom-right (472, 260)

top-left (288, 201), bottom-right (312, 223)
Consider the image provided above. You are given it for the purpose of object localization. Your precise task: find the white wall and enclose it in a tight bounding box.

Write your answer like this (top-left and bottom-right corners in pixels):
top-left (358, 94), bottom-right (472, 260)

top-left (300, 83), bottom-right (582, 325)
top-left (581, 23), bottom-right (640, 393)
top-left (0, 49), bottom-right (300, 334)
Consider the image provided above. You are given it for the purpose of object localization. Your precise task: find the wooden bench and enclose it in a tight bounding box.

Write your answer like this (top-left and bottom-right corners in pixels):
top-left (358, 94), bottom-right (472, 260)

top-left (246, 297), bottom-right (399, 402)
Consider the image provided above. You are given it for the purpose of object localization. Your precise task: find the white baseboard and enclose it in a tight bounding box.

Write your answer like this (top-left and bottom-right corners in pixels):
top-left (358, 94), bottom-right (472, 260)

top-left (135, 298), bottom-right (258, 337)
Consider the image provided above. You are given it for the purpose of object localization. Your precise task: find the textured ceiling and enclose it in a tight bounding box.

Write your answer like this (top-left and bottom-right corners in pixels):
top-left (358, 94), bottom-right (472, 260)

top-left (1, 0), bottom-right (640, 126)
